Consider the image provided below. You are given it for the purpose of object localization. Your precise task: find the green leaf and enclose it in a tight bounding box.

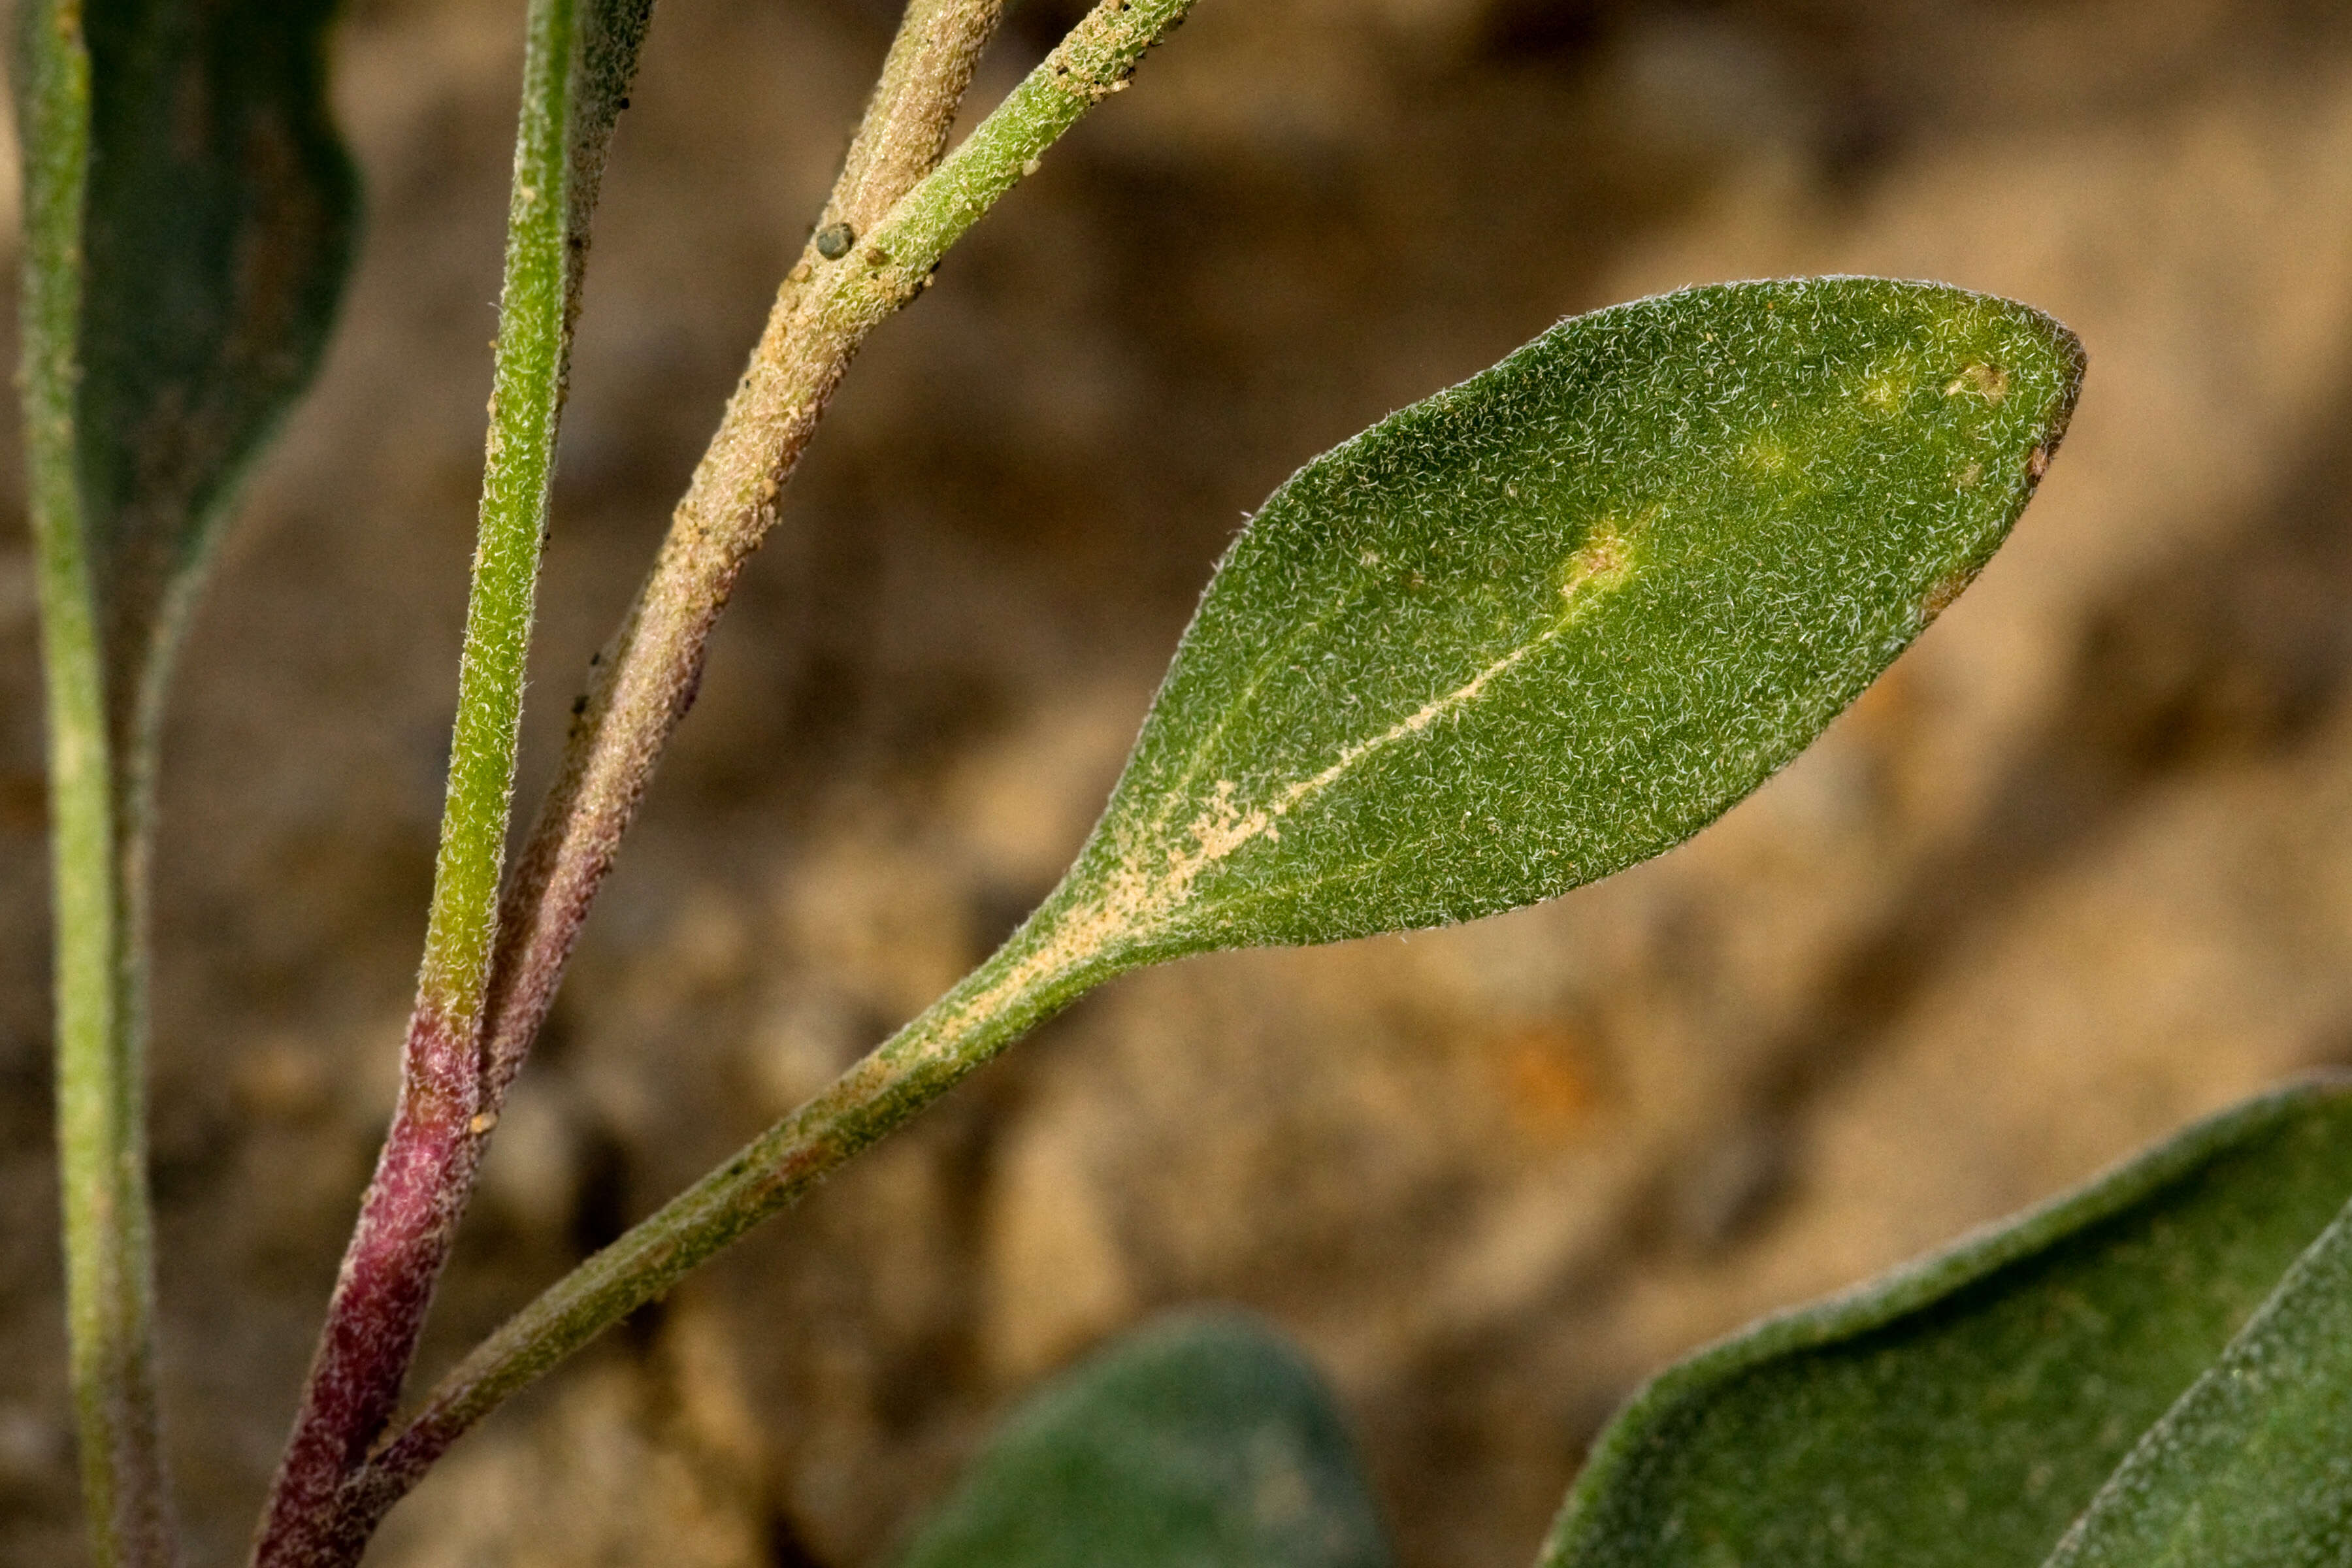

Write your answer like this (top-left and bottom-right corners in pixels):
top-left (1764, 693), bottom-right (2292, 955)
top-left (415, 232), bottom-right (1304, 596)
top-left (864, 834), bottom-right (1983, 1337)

top-left (1537, 1077), bottom-right (2352, 1568)
top-left (2039, 1181), bottom-right (2352, 1565)
top-left (351, 277), bottom-right (2088, 1505)
top-left (1027, 278), bottom-right (2082, 970)
top-left (896, 1312), bottom-right (1394, 1568)
top-left (72, 0), bottom-right (359, 730)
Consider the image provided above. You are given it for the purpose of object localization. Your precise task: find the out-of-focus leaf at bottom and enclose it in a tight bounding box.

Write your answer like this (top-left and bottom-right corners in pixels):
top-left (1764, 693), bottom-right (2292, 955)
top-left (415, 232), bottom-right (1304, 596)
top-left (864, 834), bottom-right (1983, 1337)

top-left (1539, 1077), bottom-right (2352, 1568)
top-left (897, 1311), bottom-right (1394, 1568)
top-left (2040, 1189), bottom-right (2352, 1567)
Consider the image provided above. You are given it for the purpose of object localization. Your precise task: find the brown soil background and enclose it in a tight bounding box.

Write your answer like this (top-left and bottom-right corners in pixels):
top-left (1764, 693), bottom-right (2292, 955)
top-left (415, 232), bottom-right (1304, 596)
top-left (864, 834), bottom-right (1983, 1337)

top-left (10, 0), bottom-right (2352, 1562)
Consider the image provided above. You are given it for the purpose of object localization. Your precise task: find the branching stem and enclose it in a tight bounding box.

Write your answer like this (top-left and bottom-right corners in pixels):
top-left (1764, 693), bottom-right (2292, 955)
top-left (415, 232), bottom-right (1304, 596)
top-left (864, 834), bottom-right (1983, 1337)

top-left (477, 0), bottom-right (1016, 1111)
top-left (250, 0), bottom-right (648, 1552)
top-left (351, 887), bottom-right (1132, 1542)
top-left (274, 0), bottom-right (1196, 1548)
top-left (246, 0), bottom-right (1212, 1563)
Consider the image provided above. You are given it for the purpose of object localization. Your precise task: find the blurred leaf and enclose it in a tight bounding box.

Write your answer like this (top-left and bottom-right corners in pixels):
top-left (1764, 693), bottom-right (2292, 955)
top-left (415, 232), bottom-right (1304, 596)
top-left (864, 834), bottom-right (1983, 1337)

top-left (14, 0), bottom-right (355, 1550)
top-left (2039, 1184), bottom-right (2352, 1565)
top-left (897, 1312), bottom-right (1394, 1568)
top-left (73, 0), bottom-right (359, 729)
top-left (1537, 1077), bottom-right (2352, 1568)
top-left (1037, 278), bottom-right (2083, 969)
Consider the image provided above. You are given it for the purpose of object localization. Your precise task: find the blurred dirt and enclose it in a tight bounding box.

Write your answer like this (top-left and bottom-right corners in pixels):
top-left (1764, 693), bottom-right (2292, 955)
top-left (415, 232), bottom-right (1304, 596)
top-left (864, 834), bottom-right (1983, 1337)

top-left (11, 0), bottom-right (2352, 1563)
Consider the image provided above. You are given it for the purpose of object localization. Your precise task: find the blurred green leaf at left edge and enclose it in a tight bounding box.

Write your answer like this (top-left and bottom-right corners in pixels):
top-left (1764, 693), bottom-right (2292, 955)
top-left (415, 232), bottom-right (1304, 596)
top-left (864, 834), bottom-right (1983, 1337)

top-left (75, 0), bottom-right (358, 721)
top-left (897, 1311), bottom-right (1396, 1568)
top-left (14, 0), bottom-right (353, 1552)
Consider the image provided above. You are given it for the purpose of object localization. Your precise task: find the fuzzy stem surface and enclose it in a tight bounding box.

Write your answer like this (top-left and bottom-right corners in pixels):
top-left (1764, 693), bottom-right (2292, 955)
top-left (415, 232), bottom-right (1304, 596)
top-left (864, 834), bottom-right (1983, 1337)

top-left (301, 5), bottom-right (1198, 1537)
top-left (475, 0), bottom-right (1194, 1139)
top-left (16, 0), bottom-right (178, 1556)
top-left (355, 887), bottom-right (1132, 1543)
top-left (250, 0), bottom-right (587, 1554)
top-left (253, 1), bottom-right (1062, 1564)
top-left (476, 0), bottom-right (1015, 1104)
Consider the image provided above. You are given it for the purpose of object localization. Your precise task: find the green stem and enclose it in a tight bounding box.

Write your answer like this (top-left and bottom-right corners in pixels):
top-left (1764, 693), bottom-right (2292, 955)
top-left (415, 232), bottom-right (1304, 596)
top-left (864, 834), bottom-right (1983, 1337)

top-left (478, 0), bottom-right (1013, 1108)
top-left (270, 0), bottom-right (1197, 1549)
top-left (37, 459), bottom-right (178, 1568)
top-left (481, 0), bottom-right (1196, 1113)
top-left (349, 884), bottom-right (1138, 1537)
top-left (253, 0), bottom-right (653, 1557)
top-left (416, 0), bottom-right (579, 1029)
top-left (16, 0), bottom-right (176, 1560)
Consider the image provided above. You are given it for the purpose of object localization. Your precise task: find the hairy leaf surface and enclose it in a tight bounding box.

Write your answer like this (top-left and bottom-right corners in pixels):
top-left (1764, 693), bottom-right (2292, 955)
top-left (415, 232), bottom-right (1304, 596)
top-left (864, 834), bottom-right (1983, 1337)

top-left (1539, 1079), bottom-right (2352, 1568)
top-left (896, 1313), bottom-right (1392, 1568)
top-left (1031, 278), bottom-right (2083, 969)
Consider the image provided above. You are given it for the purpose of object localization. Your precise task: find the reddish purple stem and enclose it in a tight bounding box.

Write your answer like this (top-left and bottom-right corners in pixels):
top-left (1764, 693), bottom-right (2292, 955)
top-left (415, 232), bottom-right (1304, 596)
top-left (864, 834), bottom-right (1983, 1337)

top-left (252, 564), bottom-right (730, 1566)
top-left (252, 7), bottom-right (1015, 1559)
top-left (251, 1011), bottom-right (484, 1567)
